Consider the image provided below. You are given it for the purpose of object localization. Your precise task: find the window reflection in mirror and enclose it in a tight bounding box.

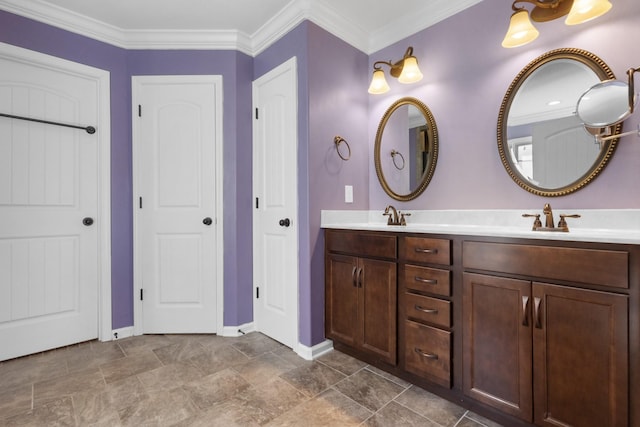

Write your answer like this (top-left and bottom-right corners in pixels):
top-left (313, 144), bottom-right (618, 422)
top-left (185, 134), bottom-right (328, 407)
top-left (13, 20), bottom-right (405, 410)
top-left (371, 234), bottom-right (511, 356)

top-left (497, 48), bottom-right (622, 197)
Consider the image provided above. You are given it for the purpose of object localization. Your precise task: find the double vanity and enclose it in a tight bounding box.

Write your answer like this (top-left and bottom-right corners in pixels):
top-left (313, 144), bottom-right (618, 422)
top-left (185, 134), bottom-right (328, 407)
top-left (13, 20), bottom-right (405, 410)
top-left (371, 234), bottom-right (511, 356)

top-left (322, 209), bottom-right (640, 427)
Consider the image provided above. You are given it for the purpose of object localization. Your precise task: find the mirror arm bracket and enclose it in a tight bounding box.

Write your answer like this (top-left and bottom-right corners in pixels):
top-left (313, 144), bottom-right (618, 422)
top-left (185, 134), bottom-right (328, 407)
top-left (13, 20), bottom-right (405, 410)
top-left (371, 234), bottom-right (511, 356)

top-left (628, 67), bottom-right (640, 113)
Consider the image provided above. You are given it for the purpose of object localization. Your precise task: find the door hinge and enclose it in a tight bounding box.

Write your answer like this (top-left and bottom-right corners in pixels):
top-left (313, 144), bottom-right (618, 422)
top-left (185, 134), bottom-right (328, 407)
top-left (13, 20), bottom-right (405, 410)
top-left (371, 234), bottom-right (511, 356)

top-left (256, 287), bottom-right (259, 299)
top-left (139, 196), bottom-right (143, 209)
top-left (255, 107), bottom-right (258, 120)
top-left (138, 104), bottom-right (142, 117)
top-left (140, 288), bottom-right (143, 301)
top-left (255, 197), bottom-right (259, 209)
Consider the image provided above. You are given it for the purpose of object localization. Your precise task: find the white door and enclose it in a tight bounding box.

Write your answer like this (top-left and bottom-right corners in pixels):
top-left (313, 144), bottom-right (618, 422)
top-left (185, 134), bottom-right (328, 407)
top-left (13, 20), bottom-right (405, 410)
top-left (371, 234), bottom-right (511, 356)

top-left (132, 76), bottom-right (222, 334)
top-left (0, 44), bottom-right (109, 361)
top-left (252, 57), bottom-right (299, 349)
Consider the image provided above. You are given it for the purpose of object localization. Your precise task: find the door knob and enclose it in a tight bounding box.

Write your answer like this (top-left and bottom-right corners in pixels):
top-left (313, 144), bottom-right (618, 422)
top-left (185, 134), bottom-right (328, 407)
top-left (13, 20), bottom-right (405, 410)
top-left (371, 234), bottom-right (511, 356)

top-left (203, 217), bottom-right (213, 226)
top-left (279, 218), bottom-right (291, 227)
top-left (82, 217), bottom-right (94, 226)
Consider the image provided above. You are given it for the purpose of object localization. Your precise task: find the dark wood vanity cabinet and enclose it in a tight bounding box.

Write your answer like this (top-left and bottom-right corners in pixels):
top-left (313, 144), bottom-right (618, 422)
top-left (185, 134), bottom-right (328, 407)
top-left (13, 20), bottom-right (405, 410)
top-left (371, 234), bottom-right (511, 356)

top-left (399, 236), bottom-right (453, 388)
top-left (325, 230), bottom-right (397, 365)
top-left (324, 229), bottom-right (639, 427)
top-left (463, 241), bottom-right (629, 427)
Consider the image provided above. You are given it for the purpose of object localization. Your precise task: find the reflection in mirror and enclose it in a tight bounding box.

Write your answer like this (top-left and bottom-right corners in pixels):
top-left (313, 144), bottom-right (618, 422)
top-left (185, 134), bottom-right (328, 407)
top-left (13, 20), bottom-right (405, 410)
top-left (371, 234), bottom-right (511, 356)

top-left (577, 80), bottom-right (632, 127)
top-left (498, 48), bottom-right (622, 197)
top-left (375, 97), bottom-right (438, 201)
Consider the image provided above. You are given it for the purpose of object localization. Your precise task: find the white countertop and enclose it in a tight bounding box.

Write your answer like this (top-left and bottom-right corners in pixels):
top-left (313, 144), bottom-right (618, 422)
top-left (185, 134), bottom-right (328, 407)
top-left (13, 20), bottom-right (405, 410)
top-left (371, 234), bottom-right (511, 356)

top-left (321, 209), bottom-right (640, 245)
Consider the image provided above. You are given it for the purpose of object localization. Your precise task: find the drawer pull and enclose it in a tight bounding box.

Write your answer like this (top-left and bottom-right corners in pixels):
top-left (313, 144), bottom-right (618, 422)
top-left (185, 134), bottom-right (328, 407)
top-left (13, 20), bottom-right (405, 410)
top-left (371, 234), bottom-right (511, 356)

top-left (414, 305), bottom-right (438, 314)
top-left (415, 248), bottom-right (438, 254)
top-left (351, 266), bottom-right (357, 287)
top-left (415, 348), bottom-right (438, 360)
top-left (414, 276), bottom-right (437, 285)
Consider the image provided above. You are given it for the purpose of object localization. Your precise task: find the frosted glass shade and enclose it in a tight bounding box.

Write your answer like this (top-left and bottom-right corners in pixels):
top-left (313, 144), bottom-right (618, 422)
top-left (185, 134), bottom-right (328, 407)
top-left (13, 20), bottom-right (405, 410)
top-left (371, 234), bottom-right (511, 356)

top-left (398, 57), bottom-right (423, 84)
top-left (566, 0), bottom-right (612, 25)
top-left (368, 69), bottom-right (390, 94)
top-left (502, 9), bottom-right (539, 48)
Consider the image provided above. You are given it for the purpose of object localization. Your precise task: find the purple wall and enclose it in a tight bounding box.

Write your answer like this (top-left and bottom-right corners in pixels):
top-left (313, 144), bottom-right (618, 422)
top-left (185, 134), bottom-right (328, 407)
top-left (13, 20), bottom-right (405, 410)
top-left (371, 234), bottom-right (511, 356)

top-left (307, 23), bottom-right (369, 345)
top-left (368, 0), bottom-right (640, 210)
top-left (0, 11), bottom-right (254, 330)
top-left (254, 22), bottom-right (368, 346)
top-left (4, 0), bottom-right (638, 347)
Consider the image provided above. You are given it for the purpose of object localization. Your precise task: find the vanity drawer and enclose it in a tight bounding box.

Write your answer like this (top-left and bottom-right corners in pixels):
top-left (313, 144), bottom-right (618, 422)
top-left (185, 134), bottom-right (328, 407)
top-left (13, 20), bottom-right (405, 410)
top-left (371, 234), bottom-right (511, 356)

top-left (463, 241), bottom-right (628, 289)
top-left (401, 237), bottom-right (451, 265)
top-left (403, 265), bottom-right (451, 296)
top-left (326, 229), bottom-right (397, 259)
top-left (404, 320), bottom-right (451, 388)
top-left (405, 294), bottom-right (451, 328)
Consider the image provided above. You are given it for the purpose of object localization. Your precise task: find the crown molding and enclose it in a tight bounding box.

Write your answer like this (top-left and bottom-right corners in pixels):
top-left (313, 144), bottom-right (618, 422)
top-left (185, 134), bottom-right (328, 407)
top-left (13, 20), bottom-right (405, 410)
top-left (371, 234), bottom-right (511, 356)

top-left (0, 0), bottom-right (477, 56)
top-left (0, 0), bottom-right (129, 47)
top-left (369, 0), bottom-right (482, 53)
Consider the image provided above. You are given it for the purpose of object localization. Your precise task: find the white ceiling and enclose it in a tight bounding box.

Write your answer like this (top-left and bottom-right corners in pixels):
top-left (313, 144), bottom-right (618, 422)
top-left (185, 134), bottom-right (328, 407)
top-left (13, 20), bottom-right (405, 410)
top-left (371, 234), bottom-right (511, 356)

top-left (0, 0), bottom-right (481, 54)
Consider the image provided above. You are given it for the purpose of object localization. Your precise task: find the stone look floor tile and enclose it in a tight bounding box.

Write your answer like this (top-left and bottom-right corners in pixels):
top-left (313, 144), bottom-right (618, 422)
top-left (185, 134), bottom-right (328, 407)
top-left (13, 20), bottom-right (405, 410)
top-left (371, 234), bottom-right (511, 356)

top-left (333, 368), bottom-right (407, 411)
top-left (137, 361), bottom-right (203, 394)
top-left (0, 333), bottom-right (503, 426)
top-left (34, 368), bottom-right (106, 405)
top-left (118, 387), bottom-right (199, 426)
top-left (182, 368), bottom-right (251, 409)
top-left (0, 353), bottom-right (68, 390)
top-left (99, 350), bottom-right (163, 383)
top-left (152, 339), bottom-right (208, 364)
top-left (317, 349), bottom-right (368, 375)
top-left (363, 401), bottom-right (440, 427)
top-left (0, 384), bottom-right (32, 419)
top-left (464, 411), bottom-right (505, 427)
top-left (231, 333), bottom-right (284, 358)
top-left (188, 343), bottom-right (250, 375)
top-left (280, 360), bottom-right (347, 397)
top-left (232, 351), bottom-right (296, 386)
top-left (266, 388), bottom-right (372, 426)
top-left (395, 385), bottom-right (468, 426)
top-left (4, 396), bottom-right (76, 426)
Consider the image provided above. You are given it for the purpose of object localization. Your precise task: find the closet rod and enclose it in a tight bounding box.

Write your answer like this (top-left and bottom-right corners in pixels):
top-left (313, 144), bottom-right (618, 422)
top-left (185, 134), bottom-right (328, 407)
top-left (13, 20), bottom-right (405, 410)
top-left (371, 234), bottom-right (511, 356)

top-left (0, 112), bottom-right (96, 134)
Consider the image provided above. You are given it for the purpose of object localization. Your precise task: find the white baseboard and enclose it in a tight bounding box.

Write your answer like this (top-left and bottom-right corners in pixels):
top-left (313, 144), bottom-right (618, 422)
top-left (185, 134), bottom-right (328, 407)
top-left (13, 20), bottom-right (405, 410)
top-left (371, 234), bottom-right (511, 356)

top-left (110, 326), bottom-right (134, 341)
top-left (296, 339), bottom-right (333, 361)
top-left (221, 322), bottom-right (255, 337)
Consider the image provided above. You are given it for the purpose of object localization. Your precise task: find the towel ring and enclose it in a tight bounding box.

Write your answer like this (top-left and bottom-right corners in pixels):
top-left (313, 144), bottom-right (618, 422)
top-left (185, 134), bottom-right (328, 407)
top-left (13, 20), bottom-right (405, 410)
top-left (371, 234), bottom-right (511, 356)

top-left (334, 136), bottom-right (351, 161)
top-left (391, 150), bottom-right (405, 170)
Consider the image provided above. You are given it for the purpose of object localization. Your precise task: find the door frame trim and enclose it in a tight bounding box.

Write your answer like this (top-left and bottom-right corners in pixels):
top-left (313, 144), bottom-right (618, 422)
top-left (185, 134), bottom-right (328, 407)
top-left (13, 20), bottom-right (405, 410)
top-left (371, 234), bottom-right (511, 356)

top-left (131, 75), bottom-right (224, 336)
top-left (0, 42), bottom-right (112, 343)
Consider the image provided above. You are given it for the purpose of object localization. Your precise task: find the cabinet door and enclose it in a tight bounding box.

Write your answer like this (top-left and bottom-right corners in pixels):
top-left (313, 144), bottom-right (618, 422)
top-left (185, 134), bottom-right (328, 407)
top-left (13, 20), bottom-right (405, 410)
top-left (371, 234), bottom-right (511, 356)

top-left (360, 257), bottom-right (397, 365)
top-left (325, 254), bottom-right (359, 346)
top-left (463, 273), bottom-right (533, 422)
top-left (533, 283), bottom-right (628, 427)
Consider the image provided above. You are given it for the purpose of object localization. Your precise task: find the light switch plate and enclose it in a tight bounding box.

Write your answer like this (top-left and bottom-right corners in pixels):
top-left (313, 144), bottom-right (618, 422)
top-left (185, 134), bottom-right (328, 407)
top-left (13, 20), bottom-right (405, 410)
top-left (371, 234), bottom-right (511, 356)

top-left (345, 185), bottom-right (353, 203)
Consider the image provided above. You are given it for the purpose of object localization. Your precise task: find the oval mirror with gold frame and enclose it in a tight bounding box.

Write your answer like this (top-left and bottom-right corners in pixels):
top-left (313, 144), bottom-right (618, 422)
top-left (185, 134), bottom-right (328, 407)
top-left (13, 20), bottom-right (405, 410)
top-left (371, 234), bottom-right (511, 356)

top-left (497, 48), bottom-right (622, 197)
top-left (375, 97), bottom-right (438, 201)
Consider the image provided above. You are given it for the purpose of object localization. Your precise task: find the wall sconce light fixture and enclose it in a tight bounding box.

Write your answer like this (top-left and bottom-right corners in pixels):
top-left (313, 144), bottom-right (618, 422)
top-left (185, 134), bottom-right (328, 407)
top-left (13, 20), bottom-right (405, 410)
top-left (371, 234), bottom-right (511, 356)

top-left (368, 47), bottom-right (424, 94)
top-left (502, 0), bottom-right (612, 48)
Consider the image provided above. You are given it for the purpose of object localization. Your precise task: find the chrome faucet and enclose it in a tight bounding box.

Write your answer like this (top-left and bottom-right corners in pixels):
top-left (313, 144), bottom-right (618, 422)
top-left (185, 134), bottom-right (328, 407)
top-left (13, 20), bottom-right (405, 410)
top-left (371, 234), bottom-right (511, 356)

top-left (522, 203), bottom-right (581, 232)
top-left (383, 205), bottom-right (410, 226)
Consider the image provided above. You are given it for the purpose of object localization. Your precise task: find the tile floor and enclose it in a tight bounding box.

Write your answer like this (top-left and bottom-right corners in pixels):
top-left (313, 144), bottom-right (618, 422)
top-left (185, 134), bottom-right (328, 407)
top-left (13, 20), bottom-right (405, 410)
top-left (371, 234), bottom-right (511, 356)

top-left (0, 332), bottom-right (503, 426)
